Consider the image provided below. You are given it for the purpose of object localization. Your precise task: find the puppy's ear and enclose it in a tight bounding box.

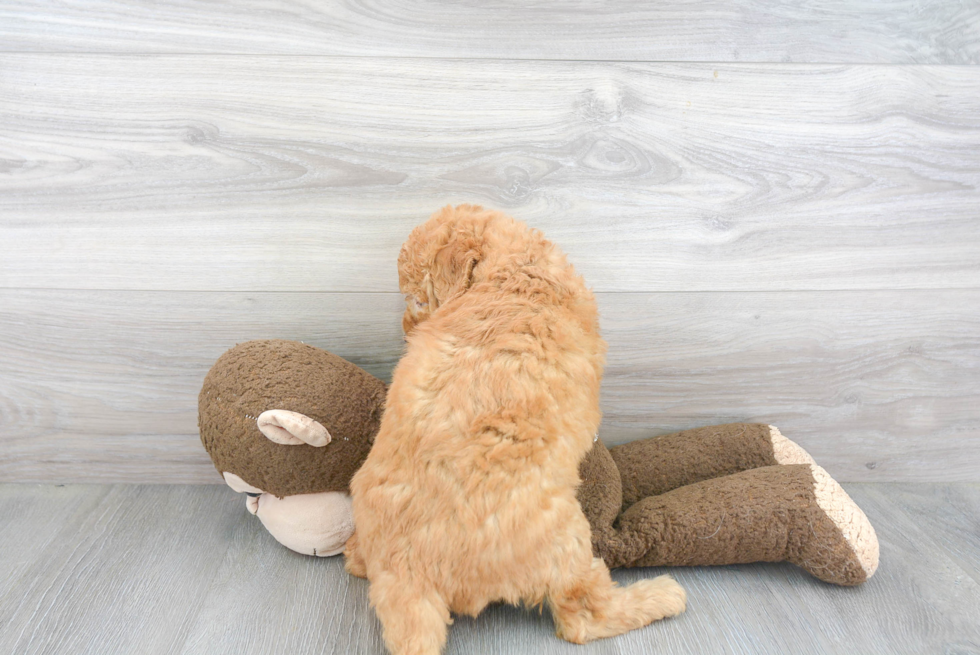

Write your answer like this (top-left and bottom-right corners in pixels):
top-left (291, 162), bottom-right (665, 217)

top-left (423, 272), bottom-right (437, 309)
top-left (431, 236), bottom-right (480, 308)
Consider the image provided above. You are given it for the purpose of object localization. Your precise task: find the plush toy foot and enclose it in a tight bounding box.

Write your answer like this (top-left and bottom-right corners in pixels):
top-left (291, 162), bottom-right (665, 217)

top-left (609, 423), bottom-right (816, 507)
top-left (598, 463), bottom-right (879, 586)
top-left (768, 426), bottom-right (815, 466)
top-left (804, 464), bottom-right (879, 584)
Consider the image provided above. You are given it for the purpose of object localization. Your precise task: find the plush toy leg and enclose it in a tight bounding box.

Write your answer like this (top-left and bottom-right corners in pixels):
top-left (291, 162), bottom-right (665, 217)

top-left (597, 464), bottom-right (879, 586)
top-left (608, 423), bottom-right (814, 509)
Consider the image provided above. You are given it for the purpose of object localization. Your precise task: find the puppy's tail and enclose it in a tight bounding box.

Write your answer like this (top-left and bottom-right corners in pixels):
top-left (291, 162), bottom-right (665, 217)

top-left (548, 557), bottom-right (686, 644)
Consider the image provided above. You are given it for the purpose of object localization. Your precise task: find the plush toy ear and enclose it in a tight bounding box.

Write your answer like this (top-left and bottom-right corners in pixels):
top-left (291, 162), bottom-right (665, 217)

top-left (257, 410), bottom-right (331, 447)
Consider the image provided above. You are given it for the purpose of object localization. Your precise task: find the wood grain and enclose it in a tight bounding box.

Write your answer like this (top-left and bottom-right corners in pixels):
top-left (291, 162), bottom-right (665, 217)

top-left (1, 1), bottom-right (978, 64)
top-left (178, 498), bottom-right (389, 655)
top-left (0, 290), bottom-right (407, 484)
top-left (2, 56), bottom-right (979, 292)
top-left (0, 485), bottom-right (240, 655)
top-left (2, 289), bottom-right (976, 484)
top-left (2, 483), bottom-right (978, 654)
top-left (598, 290), bottom-right (980, 482)
top-left (860, 483), bottom-right (980, 586)
top-left (0, 484), bottom-right (112, 596)
top-left (791, 485), bottom-right (980, 654)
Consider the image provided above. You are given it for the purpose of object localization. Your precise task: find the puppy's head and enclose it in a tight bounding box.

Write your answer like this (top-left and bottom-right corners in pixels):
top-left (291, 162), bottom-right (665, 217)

top-left (398, 204), bottom-right (489, 333)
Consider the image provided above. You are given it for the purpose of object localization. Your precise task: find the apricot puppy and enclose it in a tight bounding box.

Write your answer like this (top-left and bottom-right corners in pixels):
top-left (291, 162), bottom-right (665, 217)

top-left (346, 205), bottom-right (685, 655)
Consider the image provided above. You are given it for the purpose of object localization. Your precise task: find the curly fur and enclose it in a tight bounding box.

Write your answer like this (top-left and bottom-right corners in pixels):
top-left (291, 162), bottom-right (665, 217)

top-left (346, 205), bottom-right (685, 654)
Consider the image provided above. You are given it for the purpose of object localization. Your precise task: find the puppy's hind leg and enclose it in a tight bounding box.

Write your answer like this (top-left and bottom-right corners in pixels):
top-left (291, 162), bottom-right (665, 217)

top-left (369, 571), bottom-right (452, 655)
top-left (548, 556), bottom-right (686, 644)
top-left (343, 530), bottom-right (367, 579)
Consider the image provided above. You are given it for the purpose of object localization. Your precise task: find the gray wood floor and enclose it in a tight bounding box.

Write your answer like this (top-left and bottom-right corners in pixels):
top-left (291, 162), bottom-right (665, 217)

top-left (1, 483), bottom-right (978, 655)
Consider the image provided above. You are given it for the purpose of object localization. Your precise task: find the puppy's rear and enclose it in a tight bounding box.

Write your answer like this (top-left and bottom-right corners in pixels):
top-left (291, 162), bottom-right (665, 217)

top-left (346, 205), bottom-right (685, 655)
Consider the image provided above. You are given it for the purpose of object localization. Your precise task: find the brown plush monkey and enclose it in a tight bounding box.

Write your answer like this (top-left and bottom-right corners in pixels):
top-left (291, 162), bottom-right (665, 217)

top-left (198, 340), bottom-right (878, 585)
top-left (198, 339), bottom-right (386, 556)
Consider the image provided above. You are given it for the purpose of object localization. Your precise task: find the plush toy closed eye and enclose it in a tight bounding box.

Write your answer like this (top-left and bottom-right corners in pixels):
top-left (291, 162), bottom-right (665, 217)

top-left (198, 339), bottom-right (386, 556)
top-left (199, 340), bottom-right (878, 585)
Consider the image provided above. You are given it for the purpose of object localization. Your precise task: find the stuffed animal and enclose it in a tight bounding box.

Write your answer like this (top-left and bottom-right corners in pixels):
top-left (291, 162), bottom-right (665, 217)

top-left (578, 425), bottom-right (878, 585)
top-left (198, 339), bottom-right (386, 556)
top-left (198, 340), bottom-right (878, 585)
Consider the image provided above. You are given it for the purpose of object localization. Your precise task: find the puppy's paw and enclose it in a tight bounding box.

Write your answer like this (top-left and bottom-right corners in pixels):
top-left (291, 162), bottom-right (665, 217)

top-left (343, 533), bottom-right (368, 579)
top-left (630, 575), bottom-right (687, 620)
top-left (345, 555), bottom-right (367, 578)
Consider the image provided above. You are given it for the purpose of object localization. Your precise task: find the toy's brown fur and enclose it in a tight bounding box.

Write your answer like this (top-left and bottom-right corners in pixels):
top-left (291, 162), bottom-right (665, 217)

top-left (346, 206), bottom-right (685, 654)
top-left (199, 339), bottom-right (386, 496)
top-left (579, 428), bottom-right (877, 585)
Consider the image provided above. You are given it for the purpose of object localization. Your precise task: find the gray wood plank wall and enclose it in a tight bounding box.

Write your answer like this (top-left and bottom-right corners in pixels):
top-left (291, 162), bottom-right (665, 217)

top-left (1, 2), bottom-right (978, 484)
top-left (1, 1), bottom-right (979, 63)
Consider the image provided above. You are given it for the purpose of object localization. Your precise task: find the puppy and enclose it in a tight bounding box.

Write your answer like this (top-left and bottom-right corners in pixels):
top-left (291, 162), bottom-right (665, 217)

top-left (345, 205), bottom-right (685, 655)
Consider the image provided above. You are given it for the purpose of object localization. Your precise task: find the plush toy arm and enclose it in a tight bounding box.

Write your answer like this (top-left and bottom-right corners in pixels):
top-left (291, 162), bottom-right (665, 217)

top-left (608, 423), bottom-right (814, 511)
top-left (593, 464), bottom-right (878, 586)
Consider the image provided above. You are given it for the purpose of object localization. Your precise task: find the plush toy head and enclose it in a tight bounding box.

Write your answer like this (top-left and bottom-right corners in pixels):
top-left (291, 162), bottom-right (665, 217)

top-left (199, 339), bottom-right (387, 556)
